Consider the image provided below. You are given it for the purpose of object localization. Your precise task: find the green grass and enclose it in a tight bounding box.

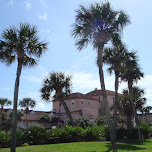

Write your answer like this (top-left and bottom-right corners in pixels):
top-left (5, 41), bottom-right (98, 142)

top-left (1, 139), bottom-right (152, 152)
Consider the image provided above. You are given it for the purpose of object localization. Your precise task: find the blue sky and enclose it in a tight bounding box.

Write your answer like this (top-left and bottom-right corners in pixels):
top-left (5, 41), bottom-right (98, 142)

top-left (0, 0), bottom-right (152, 111)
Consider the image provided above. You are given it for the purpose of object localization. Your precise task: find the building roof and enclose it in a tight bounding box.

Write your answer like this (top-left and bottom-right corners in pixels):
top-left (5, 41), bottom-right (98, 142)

top-left (85, 89), bottom-right (116, 96)
top-left (67, 92), bottom-right (99, 101)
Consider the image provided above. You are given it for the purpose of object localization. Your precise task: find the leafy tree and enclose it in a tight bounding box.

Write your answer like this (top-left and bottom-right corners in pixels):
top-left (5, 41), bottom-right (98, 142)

top-left (120, 51), bottom-right (144, 141)
top-left (19, 98), bottom-right (36, 128)
top-left (119, 86), bottom-right (146, 139)
top-left (143, 106), bottom-right (152, 123)
top-left (40, 71), bottom-right (73, 125)
top-left (66, 116), bottom-right (95, 128)
top-left (40, 114), bottom-right (51, 123)
top-left (0, 98), bottom-right (12, 111)
top-left (0, 98), bottom-right (12, 128)
top-left (72, 2), bottom-right (130, 151)
top-left (0, 23), bottom-right (47, 152)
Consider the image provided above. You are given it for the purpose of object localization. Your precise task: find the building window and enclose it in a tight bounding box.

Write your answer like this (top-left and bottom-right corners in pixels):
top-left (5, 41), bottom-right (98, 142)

top-left (113, 96), bottom-right (115, 101)
top-left (88, 100), bottom-right (90, 105)
top-left (79, 111), bottom-right (82, 115)
top-left (81, 99), bottom-right (83, 104)
top-left (99, 96), bottom-right (101, 100)
top-left (72, 99), bottom-right (74, 104)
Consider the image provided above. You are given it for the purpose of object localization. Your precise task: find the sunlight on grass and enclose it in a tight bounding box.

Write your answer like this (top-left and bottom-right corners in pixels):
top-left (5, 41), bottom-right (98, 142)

top-left (1, 140), bottom-right (152, 152)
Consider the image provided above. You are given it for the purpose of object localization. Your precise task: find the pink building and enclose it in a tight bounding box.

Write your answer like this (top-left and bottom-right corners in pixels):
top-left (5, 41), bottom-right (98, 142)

top-left (53, 88), bottom-right (116, 120)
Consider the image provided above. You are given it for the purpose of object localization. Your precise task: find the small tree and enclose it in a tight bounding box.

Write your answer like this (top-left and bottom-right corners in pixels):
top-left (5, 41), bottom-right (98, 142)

top-left (40, 71), bottom-right (73, 126)
top-left (19, 98), bottom-right (36, 128)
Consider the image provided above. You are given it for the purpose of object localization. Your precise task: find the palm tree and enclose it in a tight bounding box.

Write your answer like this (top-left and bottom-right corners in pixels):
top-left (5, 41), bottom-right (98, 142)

top-left (40, 71), bottom-right (73, 126)
top-left (119, 86), bottom-right (146, 134)
top-left (103, 43), bottom-right (128, 142)
top-left (0, 98), bottom-right (12, 111)
top-left (121, 52), bottom-right (144, 141)
top-left (72, 2), bottom-right (130, 151)
top-left (0, 23), bottom-right (47, 152)
top-left (143, 106), bottom-right (152, 123)
top-left (19, 98), bottom-right (36, 128)
top-left (0, 98), bottom-right (12, 128)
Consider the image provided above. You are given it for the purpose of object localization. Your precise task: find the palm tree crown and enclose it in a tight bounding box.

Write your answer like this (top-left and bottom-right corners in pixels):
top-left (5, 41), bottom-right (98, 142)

top-left (19, 98), bottom-right (36, 110)
top-left (0, 98), bottom-right (12, 109)
top-left (0, 23), bottom-right (47, 66)
top-left (72, 2), bottom-right (130, 49)
top-left (41, 72), bottom-right (72, 101)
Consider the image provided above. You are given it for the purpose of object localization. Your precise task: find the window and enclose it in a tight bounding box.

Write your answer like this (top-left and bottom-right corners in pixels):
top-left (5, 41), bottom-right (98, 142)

top-left (81, 99), bottom-right (83, 104)
top-left (113, 96), bottom-right (115, 101)
top-left (88, 100), bottom-right (90, 105)
top-left (72, 99), bottom-right (74, 104)
top-left (98, 96), bottom-right (101, 100)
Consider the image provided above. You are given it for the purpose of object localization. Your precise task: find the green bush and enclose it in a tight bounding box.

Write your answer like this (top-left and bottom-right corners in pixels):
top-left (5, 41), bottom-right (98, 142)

top-left (0, 130), bottom-right (11, 148)
top-left (66, 116), bottom-right (95, 128)
top-left (95, 116), bottom-right (107, 126)
top-left (140, 123), bottom-right (152, 139)
top-left (47, 125), bottom-right (84, 143)
top-left (84, 126), bottom-right (105, 141)
top-left (25, 123), bottom-right (47, 145)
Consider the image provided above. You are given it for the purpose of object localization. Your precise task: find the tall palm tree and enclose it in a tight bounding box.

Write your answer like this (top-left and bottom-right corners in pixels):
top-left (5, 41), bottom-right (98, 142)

top-left (121, 52), bottom-right (144, 141)
top-left (19, 98), bottom-right (36, 128)
top-left (72, 2), bottom-right (130, 151)
top-left (0, 23), bottom-right (47, 152)
top-left (119, 86), bottom-right (146, 134)
top-left (103, 43), bottom-right (128, 142)
top-left (40, 71), bottom-right (73, 126)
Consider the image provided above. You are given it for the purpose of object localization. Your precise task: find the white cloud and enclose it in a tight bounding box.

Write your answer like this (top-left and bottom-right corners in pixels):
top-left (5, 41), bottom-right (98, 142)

top-left (22, 75), bottom-right (42, 83)
top-left (39, 12), bottom-right (47, 22)
top-left (26, 1), bottom-right (31, 11)
top-left (9, 0), bottom-right (13, 6)
top-left (72, 72), bottom-right (152, 107)
top-left (37, 102), bottom-right (45, 108)
top-left (0, 88), bottom-right (13, 92)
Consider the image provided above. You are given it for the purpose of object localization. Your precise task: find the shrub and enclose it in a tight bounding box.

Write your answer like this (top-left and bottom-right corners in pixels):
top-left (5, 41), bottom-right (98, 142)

top-left (95, 116), bottom-right (107, 126)
top-left (25, 123), bottom-right (47, 145)
top-left (47, 125), bottom-right (84, 143)
top-left (66, 116), bottom-right (95, 128)
top-left (140, 123), bottom-right (152, 139)
top-left (0, 130), bottom-right (11, 148)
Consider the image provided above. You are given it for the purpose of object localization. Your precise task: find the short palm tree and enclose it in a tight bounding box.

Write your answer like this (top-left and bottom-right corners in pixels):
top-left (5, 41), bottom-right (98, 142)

top-left (121, 52), bottom-right (144, 141)
top-left (143, 106), bottom-right (152, 123)
top-left (0, 23), bottom-right (47, 152)
top-left (40, 71), bottom-right (73, 126)
top-left (19, 98), bottom-right (36, 128)
top-left (119, 86), bottom-right (146, 133)
top-left (72, 2), bottom-right (130, 151)
top-left (0, 98), bottom-right (12, 127)
top-left (0, 98), bottom-right (12, 111)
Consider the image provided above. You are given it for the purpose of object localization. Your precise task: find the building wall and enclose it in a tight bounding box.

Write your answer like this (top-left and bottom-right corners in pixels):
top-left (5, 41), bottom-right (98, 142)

top-left (53, 98), bottom-right (101, 120)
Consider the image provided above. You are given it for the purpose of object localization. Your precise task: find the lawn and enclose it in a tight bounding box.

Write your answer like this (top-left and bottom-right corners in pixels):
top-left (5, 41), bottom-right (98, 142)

top-left (1, 139), bottom-right (152, 152)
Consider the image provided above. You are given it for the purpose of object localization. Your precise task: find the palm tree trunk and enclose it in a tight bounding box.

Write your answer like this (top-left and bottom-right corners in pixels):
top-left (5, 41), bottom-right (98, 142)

top-left (11, 59), bottom-right (23, 152)
top-left (127, 113), bottom-right (133, 137)
top-left (114, 72), bottom-right (119, 142)
top-left (26, 113), bottom-right (28, 128)
top-left (57, 102), bottom-right (61, 128)
top-left (128, 81), bottom-right (143, 142)
top-left (60, 99), bottom-right (73, 126)
top-left (97, 43), bottom-right (116, 152)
